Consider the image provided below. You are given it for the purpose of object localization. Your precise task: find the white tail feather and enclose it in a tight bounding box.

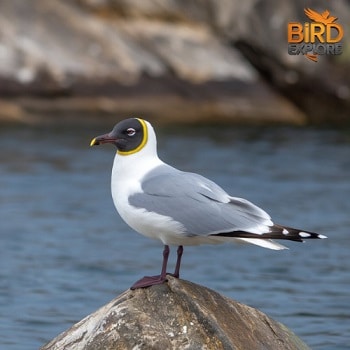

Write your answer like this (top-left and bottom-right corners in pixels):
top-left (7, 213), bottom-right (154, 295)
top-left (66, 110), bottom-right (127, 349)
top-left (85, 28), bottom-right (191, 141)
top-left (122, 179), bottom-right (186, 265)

top-left (236, 238), bottom-right (289, 250)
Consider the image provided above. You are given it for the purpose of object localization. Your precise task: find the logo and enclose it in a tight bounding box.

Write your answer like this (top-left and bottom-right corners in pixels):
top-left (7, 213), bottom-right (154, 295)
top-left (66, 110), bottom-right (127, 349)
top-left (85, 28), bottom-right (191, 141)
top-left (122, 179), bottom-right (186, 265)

top-left (288, 8), bottom-right (344, 62)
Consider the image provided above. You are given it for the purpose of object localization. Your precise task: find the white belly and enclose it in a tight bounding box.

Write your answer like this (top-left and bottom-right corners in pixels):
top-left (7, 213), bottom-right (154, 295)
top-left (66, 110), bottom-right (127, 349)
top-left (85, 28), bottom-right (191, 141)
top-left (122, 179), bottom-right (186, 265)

top-left (111, 158), bottom-right (186, 245)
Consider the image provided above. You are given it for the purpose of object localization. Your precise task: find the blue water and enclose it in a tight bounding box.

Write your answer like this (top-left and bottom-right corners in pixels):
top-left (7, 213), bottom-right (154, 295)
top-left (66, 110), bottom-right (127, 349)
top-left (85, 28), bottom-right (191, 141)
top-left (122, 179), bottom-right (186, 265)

top-left (1, 123), bottom-right (349, 349)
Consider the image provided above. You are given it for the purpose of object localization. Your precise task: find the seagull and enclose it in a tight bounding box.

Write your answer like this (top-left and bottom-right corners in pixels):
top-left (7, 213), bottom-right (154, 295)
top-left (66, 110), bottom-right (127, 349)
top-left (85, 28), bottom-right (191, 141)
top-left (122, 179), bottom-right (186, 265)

top-left (90, 118), bottom-right (327, 289)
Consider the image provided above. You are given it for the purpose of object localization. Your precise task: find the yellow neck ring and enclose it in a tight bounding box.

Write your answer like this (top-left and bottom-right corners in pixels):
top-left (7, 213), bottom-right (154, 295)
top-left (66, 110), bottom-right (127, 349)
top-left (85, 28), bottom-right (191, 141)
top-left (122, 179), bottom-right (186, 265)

top-left (117, 118), bottom-right (148, 156)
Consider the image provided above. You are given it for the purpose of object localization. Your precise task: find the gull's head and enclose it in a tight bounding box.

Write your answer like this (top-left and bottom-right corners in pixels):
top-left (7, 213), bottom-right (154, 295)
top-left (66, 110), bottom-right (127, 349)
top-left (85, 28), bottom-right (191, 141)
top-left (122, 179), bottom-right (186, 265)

top-left (90, 118), bottom-right (157, 157)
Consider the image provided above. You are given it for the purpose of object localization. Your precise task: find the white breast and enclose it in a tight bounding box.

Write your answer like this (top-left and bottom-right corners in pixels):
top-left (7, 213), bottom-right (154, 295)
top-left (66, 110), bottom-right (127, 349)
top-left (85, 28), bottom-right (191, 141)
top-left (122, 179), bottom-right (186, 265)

top-left (110, 152), bottom-right (186, 244)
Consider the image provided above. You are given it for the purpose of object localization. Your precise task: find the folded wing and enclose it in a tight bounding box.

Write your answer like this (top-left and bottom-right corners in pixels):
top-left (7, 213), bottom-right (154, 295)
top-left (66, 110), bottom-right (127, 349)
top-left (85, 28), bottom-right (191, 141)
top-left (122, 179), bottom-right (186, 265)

top-left (129, 165), bottom-right (326, 249)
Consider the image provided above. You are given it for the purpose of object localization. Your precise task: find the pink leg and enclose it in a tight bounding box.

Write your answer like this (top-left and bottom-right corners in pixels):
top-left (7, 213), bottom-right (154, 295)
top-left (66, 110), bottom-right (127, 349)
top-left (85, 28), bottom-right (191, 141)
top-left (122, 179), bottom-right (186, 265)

top-left (130, 245), bottom-right (170, 289)
top-left (173, 245), bottom-right (183, 278)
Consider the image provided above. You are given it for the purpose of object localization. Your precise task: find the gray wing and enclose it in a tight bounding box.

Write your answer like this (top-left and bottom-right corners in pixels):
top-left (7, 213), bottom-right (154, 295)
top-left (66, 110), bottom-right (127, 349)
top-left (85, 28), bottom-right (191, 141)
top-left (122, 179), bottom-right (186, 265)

top-left (129, 165), bottom-right (272, 236)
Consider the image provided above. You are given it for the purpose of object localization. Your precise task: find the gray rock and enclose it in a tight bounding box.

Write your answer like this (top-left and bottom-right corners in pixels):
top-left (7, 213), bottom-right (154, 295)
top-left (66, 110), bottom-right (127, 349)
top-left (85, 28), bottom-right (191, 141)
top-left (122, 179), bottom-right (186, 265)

top-left (0, 0), bottom-right (349, 124)
top-left (41, 276), bottom-right (310, 350)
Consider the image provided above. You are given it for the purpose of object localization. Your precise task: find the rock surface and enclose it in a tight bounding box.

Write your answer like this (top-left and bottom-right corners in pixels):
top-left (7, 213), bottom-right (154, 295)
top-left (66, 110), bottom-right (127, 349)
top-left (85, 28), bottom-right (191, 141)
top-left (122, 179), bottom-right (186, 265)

top-left (0, 0), bottom-right (349, 124)
top-left (41, 276), bottom-right (310, 350)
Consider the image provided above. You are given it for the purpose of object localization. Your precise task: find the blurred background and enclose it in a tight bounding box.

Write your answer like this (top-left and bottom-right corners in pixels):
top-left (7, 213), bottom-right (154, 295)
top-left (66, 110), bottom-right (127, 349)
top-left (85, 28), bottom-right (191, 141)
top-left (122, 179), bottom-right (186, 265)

top-left (0, 0), bottom-right (349, 125)
top-left (0, 1), bottom-right (350, 349)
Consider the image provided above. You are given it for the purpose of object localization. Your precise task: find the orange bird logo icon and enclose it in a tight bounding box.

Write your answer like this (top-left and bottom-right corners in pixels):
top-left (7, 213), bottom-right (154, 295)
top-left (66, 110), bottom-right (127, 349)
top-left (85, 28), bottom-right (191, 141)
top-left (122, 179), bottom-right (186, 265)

top-left (287, 8), bottom-right (343, 62)
top-left (304, 8), bottom-right (338, 25)
top-left (303, 8), bottom-right (339, 62)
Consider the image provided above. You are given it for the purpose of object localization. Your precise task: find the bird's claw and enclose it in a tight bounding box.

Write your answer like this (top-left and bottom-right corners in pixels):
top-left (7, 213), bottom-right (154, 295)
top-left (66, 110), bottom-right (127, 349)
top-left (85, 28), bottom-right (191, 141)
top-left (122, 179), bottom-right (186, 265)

top-left (130, 275), bottom-right (168, 289)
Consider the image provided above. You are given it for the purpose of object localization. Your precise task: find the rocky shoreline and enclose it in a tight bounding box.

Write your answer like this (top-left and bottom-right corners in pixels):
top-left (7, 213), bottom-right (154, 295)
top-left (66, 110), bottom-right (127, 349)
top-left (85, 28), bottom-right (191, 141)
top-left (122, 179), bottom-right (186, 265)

top-left (0, 0), bottom-right (349, 125)
top-left (41, 277), bottom-right (310, 350)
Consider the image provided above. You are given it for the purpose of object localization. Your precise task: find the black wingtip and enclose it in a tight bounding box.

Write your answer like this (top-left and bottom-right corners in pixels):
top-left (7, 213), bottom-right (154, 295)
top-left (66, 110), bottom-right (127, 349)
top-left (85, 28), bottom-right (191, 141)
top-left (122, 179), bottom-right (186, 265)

top-left (211, 225), bottom-right (327, 242)
top-left (272, 225), bottom-right (327, 242)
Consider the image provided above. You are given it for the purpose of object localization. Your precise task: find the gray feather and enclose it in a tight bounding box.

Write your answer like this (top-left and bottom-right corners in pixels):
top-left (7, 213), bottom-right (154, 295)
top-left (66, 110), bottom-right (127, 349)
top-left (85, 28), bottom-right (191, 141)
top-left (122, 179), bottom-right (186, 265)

top-left (129, 165), bottom-right (271, 236)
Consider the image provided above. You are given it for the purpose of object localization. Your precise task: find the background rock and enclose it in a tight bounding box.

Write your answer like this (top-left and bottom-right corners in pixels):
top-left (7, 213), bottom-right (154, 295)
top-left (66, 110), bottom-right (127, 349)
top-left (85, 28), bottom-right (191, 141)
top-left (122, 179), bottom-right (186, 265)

top-left (0, 0), bottom-right (349, 124)
top-left (41, 277), bottom-right (310, 350)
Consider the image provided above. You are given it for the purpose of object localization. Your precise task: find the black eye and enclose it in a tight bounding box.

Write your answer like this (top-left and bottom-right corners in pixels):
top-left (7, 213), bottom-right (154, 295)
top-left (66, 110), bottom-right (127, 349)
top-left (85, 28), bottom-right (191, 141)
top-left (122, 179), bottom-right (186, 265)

top-left (126, 128), bottom-right (136, 136)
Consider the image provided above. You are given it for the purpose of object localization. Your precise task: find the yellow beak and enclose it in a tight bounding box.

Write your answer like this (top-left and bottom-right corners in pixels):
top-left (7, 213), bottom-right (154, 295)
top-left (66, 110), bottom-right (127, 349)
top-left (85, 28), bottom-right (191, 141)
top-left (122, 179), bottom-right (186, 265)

top-left (90, 138), bottom-right (98, 147)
